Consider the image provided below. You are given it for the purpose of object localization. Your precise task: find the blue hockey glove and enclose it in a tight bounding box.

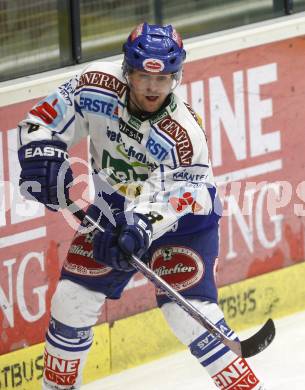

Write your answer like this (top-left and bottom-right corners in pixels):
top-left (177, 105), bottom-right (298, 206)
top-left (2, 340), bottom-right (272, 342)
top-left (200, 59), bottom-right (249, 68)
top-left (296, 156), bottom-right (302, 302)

top-left (18, 140), bottom-right (73, 211)
top-left (93, 212), bottom-right (153, 272)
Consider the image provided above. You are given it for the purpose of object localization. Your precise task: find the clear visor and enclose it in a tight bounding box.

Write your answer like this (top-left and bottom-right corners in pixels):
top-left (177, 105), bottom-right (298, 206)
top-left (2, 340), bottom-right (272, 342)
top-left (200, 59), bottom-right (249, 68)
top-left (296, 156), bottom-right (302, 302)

top-left (126, 70), bottom-right (182, 94)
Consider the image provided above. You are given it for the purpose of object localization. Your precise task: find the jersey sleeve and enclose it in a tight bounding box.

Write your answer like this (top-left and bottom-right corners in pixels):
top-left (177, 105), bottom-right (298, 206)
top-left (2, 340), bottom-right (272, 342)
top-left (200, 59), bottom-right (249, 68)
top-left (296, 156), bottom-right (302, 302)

top-left (17, 70), bottom-right (89, 149)
top-left (126, 109), bottom-right (219, 240)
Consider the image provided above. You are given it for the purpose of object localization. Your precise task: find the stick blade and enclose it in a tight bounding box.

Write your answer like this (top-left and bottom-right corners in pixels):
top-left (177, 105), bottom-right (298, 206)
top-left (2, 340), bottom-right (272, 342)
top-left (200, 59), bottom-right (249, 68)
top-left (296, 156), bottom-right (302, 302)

top-left (241, 318), bottom-right (276, 358)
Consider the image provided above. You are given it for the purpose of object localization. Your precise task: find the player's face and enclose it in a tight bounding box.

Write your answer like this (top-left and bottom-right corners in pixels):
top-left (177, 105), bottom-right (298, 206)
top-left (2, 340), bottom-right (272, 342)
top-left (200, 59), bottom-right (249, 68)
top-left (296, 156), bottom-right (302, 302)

top-left (127, 70), bottom-right (174, 113)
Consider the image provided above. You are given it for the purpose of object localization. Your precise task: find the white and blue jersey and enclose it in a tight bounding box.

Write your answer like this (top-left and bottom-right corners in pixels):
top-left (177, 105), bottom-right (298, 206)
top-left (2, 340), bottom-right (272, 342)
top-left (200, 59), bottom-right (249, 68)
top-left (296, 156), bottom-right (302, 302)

top-left (18, 61), bottom-right (221, 240)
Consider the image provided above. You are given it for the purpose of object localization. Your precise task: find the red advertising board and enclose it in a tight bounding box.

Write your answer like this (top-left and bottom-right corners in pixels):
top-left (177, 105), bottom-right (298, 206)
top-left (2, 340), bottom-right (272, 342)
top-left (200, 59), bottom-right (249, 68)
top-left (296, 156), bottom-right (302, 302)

top-left (1, 35), bottom-right (305, 354)
top-left (182, 36), bottom-right (305, 285)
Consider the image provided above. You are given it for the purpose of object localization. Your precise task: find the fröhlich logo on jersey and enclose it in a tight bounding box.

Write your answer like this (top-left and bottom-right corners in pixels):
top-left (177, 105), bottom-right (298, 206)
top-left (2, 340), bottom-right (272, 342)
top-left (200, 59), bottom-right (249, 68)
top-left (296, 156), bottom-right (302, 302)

top-left (79, 92), bottom-right (118, 120)
top-left (151, 246), bottom-right (204, 295)
top-left (119, 118), bottom-right (143, 144)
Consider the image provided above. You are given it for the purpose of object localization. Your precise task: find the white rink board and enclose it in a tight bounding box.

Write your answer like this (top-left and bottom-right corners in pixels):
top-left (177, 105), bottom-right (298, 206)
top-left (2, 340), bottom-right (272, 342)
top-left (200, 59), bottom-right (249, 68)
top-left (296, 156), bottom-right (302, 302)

top-left (83, 310), bottom-right (305, 390)
top-left (1, 12), bottom-right (305, 107)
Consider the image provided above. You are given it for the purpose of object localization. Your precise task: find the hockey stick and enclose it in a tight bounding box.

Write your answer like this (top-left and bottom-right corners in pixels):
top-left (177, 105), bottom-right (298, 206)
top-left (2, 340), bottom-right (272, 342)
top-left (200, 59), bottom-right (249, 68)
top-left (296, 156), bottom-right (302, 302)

top-left (63, 198), bottom-right (275, 358)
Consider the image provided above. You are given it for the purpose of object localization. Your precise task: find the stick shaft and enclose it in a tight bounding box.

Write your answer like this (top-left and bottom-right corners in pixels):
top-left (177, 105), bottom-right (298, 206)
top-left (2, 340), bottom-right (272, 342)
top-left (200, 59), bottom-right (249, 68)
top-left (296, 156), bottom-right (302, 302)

top-left (66, 199), bottom-right (242, 356)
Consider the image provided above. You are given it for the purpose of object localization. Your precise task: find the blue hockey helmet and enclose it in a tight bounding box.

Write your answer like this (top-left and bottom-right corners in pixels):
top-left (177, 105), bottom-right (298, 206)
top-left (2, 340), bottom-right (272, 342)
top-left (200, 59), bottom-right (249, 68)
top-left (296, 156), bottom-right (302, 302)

top-left (123, 22), bottom-right (186, 74)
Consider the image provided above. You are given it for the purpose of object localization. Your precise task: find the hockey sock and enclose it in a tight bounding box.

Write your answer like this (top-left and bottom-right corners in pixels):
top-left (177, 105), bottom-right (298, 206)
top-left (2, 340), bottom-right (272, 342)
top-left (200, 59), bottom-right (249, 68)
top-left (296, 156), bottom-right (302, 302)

top-left (189, 325), bottom-right (265, 389)
top-left (161, 299), bottom-right (266, 390)
top-left (43, 317), bottom-right (93, 390)
top-left (42, 279), bottom-right (106, 390)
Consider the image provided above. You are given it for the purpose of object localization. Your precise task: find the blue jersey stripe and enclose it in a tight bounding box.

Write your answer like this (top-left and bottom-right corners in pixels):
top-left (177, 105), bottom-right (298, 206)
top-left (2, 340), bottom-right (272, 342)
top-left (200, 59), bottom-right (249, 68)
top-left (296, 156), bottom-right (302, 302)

top-left (56, 115), bottom-right (75, 135)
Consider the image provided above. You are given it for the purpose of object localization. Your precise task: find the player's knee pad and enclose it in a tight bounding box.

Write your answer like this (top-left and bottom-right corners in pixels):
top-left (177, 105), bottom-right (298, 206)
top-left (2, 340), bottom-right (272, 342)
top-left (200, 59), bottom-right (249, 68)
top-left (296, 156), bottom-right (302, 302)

top-left (50, 279), bottom-right (106, 327)
top-left (43, 279), bottom-right (106, 389)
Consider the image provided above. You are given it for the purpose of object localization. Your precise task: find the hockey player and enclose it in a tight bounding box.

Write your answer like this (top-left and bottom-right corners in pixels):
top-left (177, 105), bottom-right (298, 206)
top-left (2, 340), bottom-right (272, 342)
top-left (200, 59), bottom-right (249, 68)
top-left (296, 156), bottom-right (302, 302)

top-left (17, 23), bottom-right (266, 389)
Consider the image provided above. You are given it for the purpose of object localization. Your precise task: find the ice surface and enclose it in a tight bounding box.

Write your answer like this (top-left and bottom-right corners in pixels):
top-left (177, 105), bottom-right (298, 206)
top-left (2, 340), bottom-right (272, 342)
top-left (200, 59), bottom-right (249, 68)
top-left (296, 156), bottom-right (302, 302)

top-left (83, 310), bottom-right (305, 389)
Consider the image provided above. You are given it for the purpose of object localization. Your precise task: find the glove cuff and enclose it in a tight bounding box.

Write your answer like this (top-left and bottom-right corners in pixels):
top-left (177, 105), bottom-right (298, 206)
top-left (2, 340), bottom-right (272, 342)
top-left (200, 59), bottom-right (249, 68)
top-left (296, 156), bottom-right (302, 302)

top-left (18, 140), bottom-right (69, 163)
top-left (133, 213), bottom-right (153, 248)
